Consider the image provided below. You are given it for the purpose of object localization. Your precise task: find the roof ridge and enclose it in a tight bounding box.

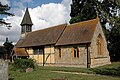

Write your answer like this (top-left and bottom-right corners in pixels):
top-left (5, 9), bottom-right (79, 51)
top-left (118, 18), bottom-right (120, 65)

top-left (69, 18), bottom-right (99, 26)
top-left (30, 23), bottom-right (67, 33)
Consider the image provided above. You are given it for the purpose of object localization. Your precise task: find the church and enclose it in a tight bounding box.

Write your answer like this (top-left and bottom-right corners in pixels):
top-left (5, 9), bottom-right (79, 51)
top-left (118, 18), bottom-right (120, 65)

top-left (15, 8), bottom-right (111, 68)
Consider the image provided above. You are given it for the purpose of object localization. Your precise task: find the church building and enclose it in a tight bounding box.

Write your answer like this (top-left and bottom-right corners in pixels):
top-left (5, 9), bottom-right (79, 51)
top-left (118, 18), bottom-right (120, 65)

top-left (15, 8), bottom-right (111, 68)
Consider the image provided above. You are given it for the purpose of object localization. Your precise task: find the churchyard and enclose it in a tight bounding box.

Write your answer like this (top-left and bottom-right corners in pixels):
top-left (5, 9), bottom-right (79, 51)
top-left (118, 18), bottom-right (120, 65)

top-left (9, 61), bottom-right (120, 80)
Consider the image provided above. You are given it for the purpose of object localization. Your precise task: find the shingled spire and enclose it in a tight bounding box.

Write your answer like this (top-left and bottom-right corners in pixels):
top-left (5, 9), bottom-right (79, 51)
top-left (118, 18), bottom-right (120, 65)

top-left (21, 8), bottom-right (33, 26)
top-left (20, 8), bottom-right (33, 38)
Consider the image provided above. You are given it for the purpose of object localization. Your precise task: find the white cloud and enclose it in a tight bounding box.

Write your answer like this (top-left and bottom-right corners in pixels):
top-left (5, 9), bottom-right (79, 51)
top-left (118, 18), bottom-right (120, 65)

top-left (0, 0), bottom-right (72, 46)
top-left (11, 8), bottom-right (23, 16)
top-left (29, 3), bottom-right (69, 30)
top-left (0, 16), bottom-right (21, 45)
top-left (0, 0), bottom-right (9, 5)
top-left (61, 0), bottom-right (72, 13)
top-left (61, 0), bottom-right (72, 22)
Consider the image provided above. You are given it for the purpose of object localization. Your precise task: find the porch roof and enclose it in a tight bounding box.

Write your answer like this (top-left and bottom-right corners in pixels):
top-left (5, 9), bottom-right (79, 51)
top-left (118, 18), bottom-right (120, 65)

top-left (14, 48), bottom-right (29, 57)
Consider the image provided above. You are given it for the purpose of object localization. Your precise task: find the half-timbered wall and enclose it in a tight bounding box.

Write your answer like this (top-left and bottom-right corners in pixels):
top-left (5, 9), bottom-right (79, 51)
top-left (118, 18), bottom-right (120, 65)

top-left (26, 45), bottom-right (55, 64)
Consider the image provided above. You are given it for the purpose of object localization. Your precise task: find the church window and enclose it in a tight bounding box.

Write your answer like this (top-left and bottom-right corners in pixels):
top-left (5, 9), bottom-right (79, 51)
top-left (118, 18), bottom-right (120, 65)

top-left (72, 47), bottom-right (79, 58)
top-left (97, 34), bottom-right (104, 55)
top-left (58, 48), bottom-right (61, 58)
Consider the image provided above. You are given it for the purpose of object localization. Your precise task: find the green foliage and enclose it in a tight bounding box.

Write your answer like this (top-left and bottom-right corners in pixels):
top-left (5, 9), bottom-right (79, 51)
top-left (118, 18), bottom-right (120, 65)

top-left (0, 3), bottom-right (13, 16)
top-left (0, 46), bottom-right (6, 58)
top-left (92, 67), bottom-right (120, 76)
top-left (91, 62), bottom-right (120, 76)
top-left (70, 0), bottom-right (96, 24)
top-left (107, 17), bottom-right (120, 61)
top-left (13, 58), bottom-right (36, 72)
top-left (70, 0), bottom-right (119, 35)
top-left (3, 38), bottom-right (14, 55)
top-left (9, 62), bottom-right (120, 80)
top-left (70, 0), bottom-right (119, 25)
top-left (0, 2), bottom-right (14, 28)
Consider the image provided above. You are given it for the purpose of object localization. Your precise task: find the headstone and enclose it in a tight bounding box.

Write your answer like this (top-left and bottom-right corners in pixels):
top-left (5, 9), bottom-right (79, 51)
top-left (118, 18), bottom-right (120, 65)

top-left (0, 60), bottom-right (8, 80)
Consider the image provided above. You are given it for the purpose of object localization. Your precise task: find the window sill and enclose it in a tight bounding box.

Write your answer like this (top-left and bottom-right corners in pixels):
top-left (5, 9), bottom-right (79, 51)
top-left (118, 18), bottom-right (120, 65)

top-left (93, 57), bottom-right (108, 59)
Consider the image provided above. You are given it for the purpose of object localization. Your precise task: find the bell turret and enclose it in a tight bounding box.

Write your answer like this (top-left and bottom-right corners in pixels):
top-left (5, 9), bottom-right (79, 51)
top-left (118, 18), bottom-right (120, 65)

top-left (20, 8), bottom-right (33, 38)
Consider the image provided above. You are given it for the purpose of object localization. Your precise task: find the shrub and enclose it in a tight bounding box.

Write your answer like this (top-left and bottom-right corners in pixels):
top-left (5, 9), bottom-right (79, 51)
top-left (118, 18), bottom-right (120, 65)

top-left (13, 58), bottom-right (36, 72)
top-left (91, 65), bottom-right (120, 76)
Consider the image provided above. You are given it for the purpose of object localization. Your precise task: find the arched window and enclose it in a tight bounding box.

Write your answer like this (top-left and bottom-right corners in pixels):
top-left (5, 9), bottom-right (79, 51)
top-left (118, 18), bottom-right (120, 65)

top-left (58, 48), bottom-right (61, 58)
top-left (72, 47), bottom-right (79, 58)
top-left (97, 34), bottom-right (104, 55)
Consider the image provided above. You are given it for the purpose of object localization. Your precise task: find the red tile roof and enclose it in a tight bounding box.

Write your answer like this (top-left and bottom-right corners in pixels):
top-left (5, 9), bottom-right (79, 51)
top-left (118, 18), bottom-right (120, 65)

top-left (56, 18), bottom-right (98, 46)
top-left (16, 18), bottom-right (99, 47)
top-left (14, 48), bottom-right (29, 57)
top-left (16, 24), bottom-right (67, 47)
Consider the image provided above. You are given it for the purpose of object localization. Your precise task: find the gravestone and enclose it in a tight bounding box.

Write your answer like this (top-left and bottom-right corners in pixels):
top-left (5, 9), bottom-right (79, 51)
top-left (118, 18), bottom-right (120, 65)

top-left (0, 60), bottom-right (8, 80)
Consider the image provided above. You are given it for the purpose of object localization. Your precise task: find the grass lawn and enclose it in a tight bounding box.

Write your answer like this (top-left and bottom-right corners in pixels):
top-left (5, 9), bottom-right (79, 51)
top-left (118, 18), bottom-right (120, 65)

top-left (9, 62), bottom-right (120, 80)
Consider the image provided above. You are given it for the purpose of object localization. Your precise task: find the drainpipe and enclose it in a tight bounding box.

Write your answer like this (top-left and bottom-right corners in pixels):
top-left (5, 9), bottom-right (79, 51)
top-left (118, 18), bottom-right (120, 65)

top-left (86, 44), bottom-right (90, 68)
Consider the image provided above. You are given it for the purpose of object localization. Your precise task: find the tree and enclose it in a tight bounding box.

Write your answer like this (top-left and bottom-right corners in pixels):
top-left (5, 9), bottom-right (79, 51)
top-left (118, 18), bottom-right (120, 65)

top-left (107, 17), bottom-right (120, 61)
top-left (70, 0), bottom-right (119, 28)
top-left (3, 37), bottom-right (14, 60)
top-left (0, 2), bottom-right (14, 29)
top-left (70, 0), bottom-right (96, 23)
top-left (70, 0), bottom-right (120, 61)
top-left (0, 46), bottom-right (6, 59)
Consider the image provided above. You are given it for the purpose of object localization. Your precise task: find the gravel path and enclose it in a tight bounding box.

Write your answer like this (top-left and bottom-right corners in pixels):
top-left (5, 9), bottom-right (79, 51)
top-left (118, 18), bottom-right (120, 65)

top-left (51, 71), bottom-right (96, 76)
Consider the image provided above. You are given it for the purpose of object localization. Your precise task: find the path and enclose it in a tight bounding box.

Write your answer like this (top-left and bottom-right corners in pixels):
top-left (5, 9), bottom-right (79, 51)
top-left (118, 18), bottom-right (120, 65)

top-left (51, 71), bottom-right (95, 76)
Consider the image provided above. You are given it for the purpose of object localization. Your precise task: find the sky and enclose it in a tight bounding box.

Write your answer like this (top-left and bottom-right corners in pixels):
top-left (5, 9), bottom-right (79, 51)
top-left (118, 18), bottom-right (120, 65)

top-left (0, 0), bottom-right (72, 46)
